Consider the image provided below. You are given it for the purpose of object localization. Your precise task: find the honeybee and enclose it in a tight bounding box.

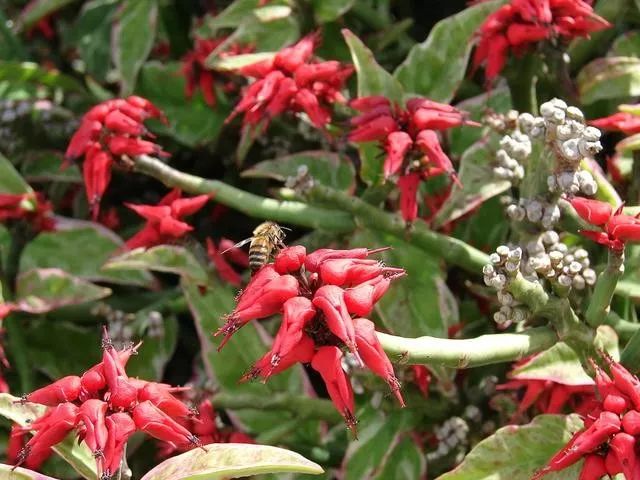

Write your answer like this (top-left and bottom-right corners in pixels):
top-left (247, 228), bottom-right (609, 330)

top-left (225, 222), bottom-right (288, 274)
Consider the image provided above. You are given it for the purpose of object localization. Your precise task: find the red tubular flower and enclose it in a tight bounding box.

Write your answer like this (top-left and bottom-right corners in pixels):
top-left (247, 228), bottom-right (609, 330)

top-left (138, 383), bottom-right (193, 418)
top-left (78, 399), bottom-right (109, 458)
top-left (0, 192), bottom-right (55, 232)
top-left (102, 413), bottom-right (136, 477)
top-left (222, 243), bottom-right (405, 429)
top-left (473, 0), bottom-right (610, 83)
top-left (64, 96), bottom-right (167, 218)
top-left (206, 237), bottom-right (247, 287)
top-left (125, 189), bottom-right (209, 250)
top-left (311, 346), bottom-right (357, 433)
top-left (353, 318), bottom-right (404, 406)
top-left (571, 197), bottom-right (640, 251)
top-left (398, 173), bottom-right (421, 223)
top-left (227, 33), bottom-right (353, 130)
top-left (23, 375), bottom-right (82, 406)
top-left (132, 401), bottom-right (199, 448)
top-left (384, 131), bottom-right (413, 178)
top-left (590, 111), bottom-right (640, 135)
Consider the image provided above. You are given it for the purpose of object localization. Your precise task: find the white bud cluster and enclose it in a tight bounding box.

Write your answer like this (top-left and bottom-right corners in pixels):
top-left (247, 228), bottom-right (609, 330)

top-left (494, 133), bottom-right (529, 183)
top-left (505, 198), bottom-right (561, 229)
top-left (426, 416), bottom-right (469, 463)
top-left (524, 230), bottom-right (596, 291)
top-left (483, 245), bottom-right (530, 327)
top-left (547, 169), bottom-right (597, 196)
top-left (484, 109), bottom-right (519, 133)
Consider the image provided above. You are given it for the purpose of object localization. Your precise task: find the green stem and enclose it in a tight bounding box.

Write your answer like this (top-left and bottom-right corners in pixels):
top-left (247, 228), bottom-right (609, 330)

top-left (212, 391), bottom-right (342, 423)
top-left (507, 54), bottom-right (538, 114)
top-left (586, 249), bottom-right (625, 327)
top-left (134, 155), bottom-right (355, 232)
top-left (580, 159), bottom-right (622, 207)
top-left (306, 183), bottom-right (490, 273)
top-left (604, 312), bottom-right (639, 341)
top-left (506, 272), bottom-right (550, 313)
top-left (377, 327), bottom-right (557, 368)
top-left (621, 326), bottom-right (640, 371)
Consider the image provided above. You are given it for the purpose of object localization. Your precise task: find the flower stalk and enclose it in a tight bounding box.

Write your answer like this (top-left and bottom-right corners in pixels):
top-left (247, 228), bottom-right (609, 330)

top-left (586, 249), bottom-right (625, 328)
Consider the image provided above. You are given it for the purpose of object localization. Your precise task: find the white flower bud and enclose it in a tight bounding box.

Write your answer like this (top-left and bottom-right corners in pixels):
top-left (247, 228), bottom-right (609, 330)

top-left (566, 106), bottom-right (584, 123)
top-left (572, 275), bottom-right (586, 290)
top-left (583, 268), bottom-right (597, 285)
top-left (583, 126), bottom-right (601, 142)
top-left (541, 230), bottom-right (560, 245)
top-left (496, 245), bottom-right (510, 257)
top-left (561, 138), bottom-right (581, 161)
top-left (558, 274), bottom-right (572, 286)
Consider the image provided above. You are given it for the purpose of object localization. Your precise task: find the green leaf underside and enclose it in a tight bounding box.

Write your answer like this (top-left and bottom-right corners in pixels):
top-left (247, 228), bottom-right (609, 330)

top-left (140, 443), bottom-right (323, 480)
top-left (437, 414), bottom-right (584, 480)
top-left (510, 342), bottom-right (594, 386)
top-left (0, 463), bottom-right (59, 480)
top-left (0, 394), bottom-right (97, 480)
top-left (0, 152), bottom-right (32, 194)
top-left (578, 56), bottom-right (640, 104)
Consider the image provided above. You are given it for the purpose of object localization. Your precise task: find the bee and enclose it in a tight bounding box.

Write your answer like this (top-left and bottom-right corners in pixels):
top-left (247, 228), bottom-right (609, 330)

top-left (224, 222), bottom-right (288, 274)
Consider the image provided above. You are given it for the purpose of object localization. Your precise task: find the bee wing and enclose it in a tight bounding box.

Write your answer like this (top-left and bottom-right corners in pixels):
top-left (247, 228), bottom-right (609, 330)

top-left (221, 237), bottom-right (253, 254)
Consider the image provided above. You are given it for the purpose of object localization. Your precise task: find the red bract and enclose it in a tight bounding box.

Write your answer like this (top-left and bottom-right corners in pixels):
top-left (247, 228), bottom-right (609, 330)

top-left (473, 0), bottom-right (610, 83)
top-left (221, 245), bottom-right (405, 431)
top-left (64, 96), bottom-right (168, 219)
top-left (181, 37), bottom-right (253, 107)
top-left (534, 357), bottom-right (640, 479)
top-left (348, 95), bottom-right (475, 223)
top-left (15, 329), bottom-right (199, 479)
top-left (226, 33), bottom-right (353, 130)
top-left (0, 192), bottom-right (55, 232)
top-left (570, 197), bottom-right (640, 252)
top-left (125, 189), bottom-right (209, 250)
top-left (590, 111), bottom-right (640, 135)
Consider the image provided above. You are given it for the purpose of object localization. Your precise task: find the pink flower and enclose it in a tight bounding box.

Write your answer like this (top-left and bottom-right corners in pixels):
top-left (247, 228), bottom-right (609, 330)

top-left (125, 189), bottom-right (209, 250)
top-left (226, 33), bottom-right (353, 130)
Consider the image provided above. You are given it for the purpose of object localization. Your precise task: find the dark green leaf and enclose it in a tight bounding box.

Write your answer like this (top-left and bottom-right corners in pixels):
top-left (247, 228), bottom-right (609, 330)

top-left (432, 139), bottom-right (511, 229)
top-left (20, 151), bottom-right (82, 183)
top-left (437, 415), bottom-right (584, 480)
top-left (0, 62), bottom-right (86, 95)
top-left (15, 268), bottom-right (111, 314)
top-left (577, 56), bottom-right (640, 104)
top-left (342, 29), bottom-right (404, 103)
top-left (377, 437), bottom-right (426, 479)
top-left (126, 313), bottom-right (178, 381)
top-left (393, 0), bottom-right (504, 103)
top-left (311, 0), bottom-right (356, 23)
top-left (19, 225), bottom-right (153, 287)
top-left (609, 31), bottom-right (640, 58)
top-left (104, 245), bottom-right (209, 284)
top-left (136, 62), bottom-right (227, 147)
top-left (0, 152), bottom-right (32, 194)
top-left (200, 0), bottom-right (261, 31)
top-left (140, 443), bottom-right (323, 480)
top-left (16, 0), bottom-right (81, 31)
top-left (112, 0), bottom-right (159, 95)
top-left (242, 151), bottom-right (356, 191)
top-left (0, 9), bottom-right (27, 60)
top-left (0, 393), bottom-right (97, 480)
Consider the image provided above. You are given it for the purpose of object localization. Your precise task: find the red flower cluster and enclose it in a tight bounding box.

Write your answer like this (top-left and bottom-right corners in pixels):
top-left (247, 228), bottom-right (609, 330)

top-left (348, 96), bottom-right (475, 222)
top-left (181, 37), bottom-right (253, 108)
top-left (570, 197), bottom-right (640, 252)
top-left (65, 96), bottom-right (168, 219)
top-left (473, 0), bottom-right (610, 83)
top-left (534, 358), bottom-right (640, 480)
top-left (14, 330), bottom-right (200, 479)
top-left (158, 399), bottom-right (253, 457)
top-left (227, 34), bottom-right (353, 130)
top-left (0, 192), bottom-right (54, 232)
top-left (125, 189), bottom-right (209, 250)
top-left (217, 245), bottom-right (406, 432)
top-left (590, 111), bottom-right (640, 135)
top-left (206, 237), bottom-right (250, 287)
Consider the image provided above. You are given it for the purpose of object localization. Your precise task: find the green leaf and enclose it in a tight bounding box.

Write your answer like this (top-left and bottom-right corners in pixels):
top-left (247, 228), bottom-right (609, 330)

top-left (311, 0), bottom-right (356, 23)
top-left (437, 414), bottom-right (584, 480)
top-left (616, 132), bottom-right (640, 152)
top-left (20, 151), bottom-right (82, 183)
top-left (0, 393), bottom-right (97, 480)
top-left (104, 245), bottom-right (209, 284)
top-left (126, 313), bottom-right (178, 381)
top-left (16, 0), bottom-right (81, 30)
top-left (344, 409), bottom-right (417, 480)
top-left (15, 268), bottom-right (111, 314)
top-left (0, 62), bottom-right (86, 95)
top-left (65, 0), bottom-right (118, 82)
top-left (577, 56), bottom-right (640, 104)
top-left (140, 443), bottom-right (323, 480)
top-left (377, 437), bottom-right (426, 479)
top-left (0, 152), bottom-right (32, 194)
top-left (510, 342), bottom-right (594, 386)
top-left (242, 151), bottom-right (356, 191)
top-left (19, 225), bottom-right (153, 287)
top-left (0, 9), bottom-right (27, 60)
top-left (0, 464), bottom-right (58, 480)
top-left (112, 0), bottom-right (159, 95)
top-left (432, 139), bottom-right (511, 229)
top-left (201, 0), bottom-right (261, 31)
top-left (206, 52), bottom-right (276, 71)
top-left (609, 31), bottom-right (640, 58)
top-left (136, 62), bottom-right (227, 147)
top-left (253, 5), bottom-right (292, 22)
top-left (342, 28), bottom-right (403, 103)
top-left (393, 0), bottom-right (504, 103)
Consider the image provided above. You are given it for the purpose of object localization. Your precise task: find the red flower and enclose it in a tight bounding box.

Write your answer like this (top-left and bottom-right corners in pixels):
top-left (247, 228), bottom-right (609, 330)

top-left (221, 245), bottom-right (405, 431)
top-left (181, 37), bottom-right (253, 107)
top-left (64, 97), bottom-right (168, 219)
top-left (125, 189), bottom-right (209, 250)
top-left (0, 191), bottom-right (54, 232)
top-left (348, 96), bottom-right (475, 222)
top-left (570, 197), bottom-right (640, 252)
top-left (533, 357), bottom-right (640, 480)
top-left (473, 0), bottom-right (610, 83)
top-left (226, 33), bottom-right (353, 130)
top-left (590, 111), bottom-right (640, 135)
top-left (206, 237), bottom-right (249, 287)
top-left (15, 329), bottom-right (200, 479)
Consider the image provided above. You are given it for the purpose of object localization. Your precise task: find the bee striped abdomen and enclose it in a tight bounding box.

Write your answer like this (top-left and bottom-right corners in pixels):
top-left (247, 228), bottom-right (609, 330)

top-left (249, 243), bottom-right (270, 272)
